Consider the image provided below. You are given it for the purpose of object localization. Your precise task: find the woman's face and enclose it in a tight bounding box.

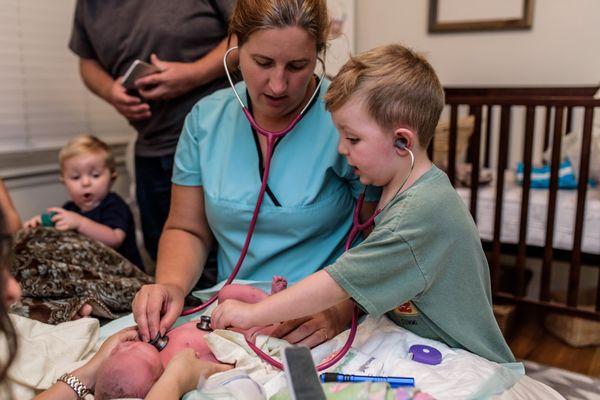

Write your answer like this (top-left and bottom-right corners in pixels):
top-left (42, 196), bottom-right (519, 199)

top-left (239, 26), bottom-right (317, 123)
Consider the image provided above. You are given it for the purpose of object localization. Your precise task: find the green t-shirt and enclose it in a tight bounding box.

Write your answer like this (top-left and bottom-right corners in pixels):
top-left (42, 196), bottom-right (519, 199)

top-left (326, 165), bottom-right (515, 364)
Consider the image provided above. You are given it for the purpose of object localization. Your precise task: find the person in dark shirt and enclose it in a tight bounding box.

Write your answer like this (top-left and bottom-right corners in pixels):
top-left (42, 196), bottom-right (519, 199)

top-left (23, 135), bottom-right (144, 269)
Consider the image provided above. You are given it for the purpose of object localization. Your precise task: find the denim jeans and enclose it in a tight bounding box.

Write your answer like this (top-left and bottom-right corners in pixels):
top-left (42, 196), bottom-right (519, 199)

top-left (135, 154), bottom-right (174, 261)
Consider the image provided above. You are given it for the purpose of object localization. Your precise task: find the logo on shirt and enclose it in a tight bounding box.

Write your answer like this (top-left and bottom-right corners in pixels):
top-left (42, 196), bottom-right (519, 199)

top-left (393, 301), bottom-right (419, 316)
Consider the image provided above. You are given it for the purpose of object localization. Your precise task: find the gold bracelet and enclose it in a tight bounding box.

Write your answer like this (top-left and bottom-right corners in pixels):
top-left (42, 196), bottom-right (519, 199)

top-left (57, 373), bottom-right (93, 399)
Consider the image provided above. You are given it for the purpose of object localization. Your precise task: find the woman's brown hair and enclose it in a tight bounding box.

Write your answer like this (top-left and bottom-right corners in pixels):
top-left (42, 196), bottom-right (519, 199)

top-left (229, 0), bottom-right (329, 55)
top-left (0, 208), bottom-right (17, 391)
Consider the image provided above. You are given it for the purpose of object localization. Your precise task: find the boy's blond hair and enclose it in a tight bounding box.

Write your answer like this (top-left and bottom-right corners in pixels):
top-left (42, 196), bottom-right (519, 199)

top-left (325, 44), bottom-right (444, 147)
top-left (59, 135), bottom-right (116, 176)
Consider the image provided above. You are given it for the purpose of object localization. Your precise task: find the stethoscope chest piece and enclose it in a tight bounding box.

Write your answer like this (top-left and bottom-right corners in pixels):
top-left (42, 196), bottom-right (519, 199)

top-left (196, 315), bottom-right (212, 331)
top-left (149, 333), bottom-right (169, 351)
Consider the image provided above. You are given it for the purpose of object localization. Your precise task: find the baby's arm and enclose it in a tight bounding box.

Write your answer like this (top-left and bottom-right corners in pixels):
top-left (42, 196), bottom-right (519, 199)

top-left (211, 270), bottom-right (349, 330)
top-left (48, 207), bottom-right (126, 248)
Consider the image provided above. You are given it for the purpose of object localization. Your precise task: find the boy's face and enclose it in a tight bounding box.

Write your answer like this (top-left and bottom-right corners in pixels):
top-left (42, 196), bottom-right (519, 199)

top-left (61, 152), bottom-right (112, 212)
top-left (332, 97), bottom-right (399, 187)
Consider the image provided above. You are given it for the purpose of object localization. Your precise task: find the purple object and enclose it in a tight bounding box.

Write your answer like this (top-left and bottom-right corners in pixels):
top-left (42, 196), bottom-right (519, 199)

top-left (408, 344), bottom-right (442, 365)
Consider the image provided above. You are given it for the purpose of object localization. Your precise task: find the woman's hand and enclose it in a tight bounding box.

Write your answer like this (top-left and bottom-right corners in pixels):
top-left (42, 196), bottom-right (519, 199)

top-left (146, 348), bottom-right (233, 399)
top-left (132, 283), bottom-right (185, 342)
top-left (73, 327), bottom-right (139, 390)
top-left (211, 299), bottom-right (259, 330)
top-left (268, 301), bottom-right (354, 348)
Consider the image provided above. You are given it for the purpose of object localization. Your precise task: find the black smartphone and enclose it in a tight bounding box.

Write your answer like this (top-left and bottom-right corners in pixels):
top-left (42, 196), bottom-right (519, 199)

top-left (282, 346), bottom-right (326, 400)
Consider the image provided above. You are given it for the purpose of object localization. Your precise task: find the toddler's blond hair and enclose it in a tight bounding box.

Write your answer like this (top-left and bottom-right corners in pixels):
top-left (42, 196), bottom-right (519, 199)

top-left (59, 135), bottom-right (116, 176)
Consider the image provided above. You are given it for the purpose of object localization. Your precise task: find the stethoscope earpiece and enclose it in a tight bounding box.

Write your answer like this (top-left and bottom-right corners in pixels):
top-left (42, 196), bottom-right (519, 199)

top-left (394, 138), bottom-right (408, 150)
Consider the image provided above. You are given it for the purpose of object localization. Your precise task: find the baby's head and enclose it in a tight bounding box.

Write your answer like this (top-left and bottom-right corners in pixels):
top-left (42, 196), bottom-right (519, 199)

top-left (59, 135), bottom-right (116, 212)
top-left (94, 340), bottom-right (164, 400)
top-left (326, 43), bottom-right (444, 149)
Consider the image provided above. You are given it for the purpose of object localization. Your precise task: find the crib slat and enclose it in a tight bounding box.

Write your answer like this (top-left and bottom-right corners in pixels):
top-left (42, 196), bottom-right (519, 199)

top-left (543, 106), bottom-right (552, 150)
top-left (569, 107), bottom-right (594, 307)
top-left (469, 106), bottom-right (482, 222)
top-left (516, 106), bottom-right (536, 297)
top-left (491, 106), bottom-right (511, 293)
top-left (447, 105), bottom-right (458, 185)
top-left (541, 106), bottom-right (564, 303)
top-left (484, 106), bottom-right (493, 168)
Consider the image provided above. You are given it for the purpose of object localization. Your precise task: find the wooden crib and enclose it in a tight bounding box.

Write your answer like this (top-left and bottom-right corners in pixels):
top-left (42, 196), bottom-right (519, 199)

top-left (433, 86), bottom-right (600, 321)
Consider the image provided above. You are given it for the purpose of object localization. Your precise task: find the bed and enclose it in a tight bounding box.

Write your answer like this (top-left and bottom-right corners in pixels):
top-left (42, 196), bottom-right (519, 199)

top-left (437, 86), bottom-right (600, 320)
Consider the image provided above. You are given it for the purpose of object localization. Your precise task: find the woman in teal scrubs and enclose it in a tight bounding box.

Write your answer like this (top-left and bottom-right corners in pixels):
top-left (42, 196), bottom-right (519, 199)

top-left (133, 0), bottom-right (377, 347)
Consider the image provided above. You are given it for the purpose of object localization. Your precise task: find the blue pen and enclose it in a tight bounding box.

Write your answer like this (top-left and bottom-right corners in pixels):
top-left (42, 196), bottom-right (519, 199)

top-left (320, 372), bottom-right (414, 388)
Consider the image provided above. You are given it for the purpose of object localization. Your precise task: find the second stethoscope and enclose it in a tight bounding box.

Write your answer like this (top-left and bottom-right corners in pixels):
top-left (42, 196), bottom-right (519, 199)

top-left (169, 46), bottom-right (414, 372)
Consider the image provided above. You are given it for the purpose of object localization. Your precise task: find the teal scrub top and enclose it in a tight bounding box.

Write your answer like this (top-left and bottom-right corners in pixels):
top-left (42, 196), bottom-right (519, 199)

top-left (173, 80), bottom-right (373, 283)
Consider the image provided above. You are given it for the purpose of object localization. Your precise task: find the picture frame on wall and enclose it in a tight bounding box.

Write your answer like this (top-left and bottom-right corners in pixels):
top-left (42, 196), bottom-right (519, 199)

top-left (428, 0), bottom-right (534, 33)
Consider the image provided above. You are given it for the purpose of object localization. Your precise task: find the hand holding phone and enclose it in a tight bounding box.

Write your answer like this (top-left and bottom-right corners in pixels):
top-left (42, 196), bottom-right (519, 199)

top-left (122, 59), bottom-right (161, 89)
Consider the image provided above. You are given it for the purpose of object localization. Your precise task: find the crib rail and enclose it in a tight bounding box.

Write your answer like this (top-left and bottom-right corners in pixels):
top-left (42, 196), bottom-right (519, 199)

top-left (438, 86), bottom-right (600, 320)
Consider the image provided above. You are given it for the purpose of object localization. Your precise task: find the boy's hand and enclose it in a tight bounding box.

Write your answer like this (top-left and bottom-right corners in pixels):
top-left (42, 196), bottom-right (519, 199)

top-left (47, 207), bottom-right (83, 231)
top-left (23, 215), bottom-right (42, 229)
top-left (211, 299), bottom-right (259, 330)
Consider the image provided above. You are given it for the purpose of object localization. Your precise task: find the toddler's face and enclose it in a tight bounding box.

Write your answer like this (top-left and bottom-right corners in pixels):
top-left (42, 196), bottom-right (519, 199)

top-left (332, 97), bottom-right (399, 187)
top-left (61, 152), bottom-right (113, 212)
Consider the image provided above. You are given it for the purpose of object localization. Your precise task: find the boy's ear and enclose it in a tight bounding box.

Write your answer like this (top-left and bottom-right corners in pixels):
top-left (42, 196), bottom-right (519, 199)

top-left (393, 128), bottom-right (416, 155)
top-left (110, 171), bottom-right (118, 181)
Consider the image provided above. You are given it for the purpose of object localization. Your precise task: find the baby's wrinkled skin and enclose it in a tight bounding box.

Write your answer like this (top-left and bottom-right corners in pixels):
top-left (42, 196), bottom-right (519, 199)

top-left (95, 276), bottom-right (287, 398)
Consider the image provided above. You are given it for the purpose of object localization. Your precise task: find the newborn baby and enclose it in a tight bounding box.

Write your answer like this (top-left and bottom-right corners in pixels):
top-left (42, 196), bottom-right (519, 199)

top-left (94, 277), bottom-right (287, 399)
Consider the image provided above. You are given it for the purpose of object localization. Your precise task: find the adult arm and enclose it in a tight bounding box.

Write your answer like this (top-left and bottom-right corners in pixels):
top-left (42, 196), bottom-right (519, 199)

top-left (132, 184), bottom-right (214, 342)
top-left (0, 179), bottom-right (21, 234)
top-left (79, 58), bottom-right (151, 121)
top-left (136, 37), bottom-right (237, 101)
top-left (32, 327), bottom-right (139, 400)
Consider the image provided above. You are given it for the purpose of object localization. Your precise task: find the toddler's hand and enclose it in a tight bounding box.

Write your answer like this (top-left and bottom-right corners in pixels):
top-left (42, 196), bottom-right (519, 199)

top-left (211, 299), bottom-right (258, 330)
top-left (47, 207), bottom-right (82, 231)
top-left (23, 215), bottom-right (42, 229)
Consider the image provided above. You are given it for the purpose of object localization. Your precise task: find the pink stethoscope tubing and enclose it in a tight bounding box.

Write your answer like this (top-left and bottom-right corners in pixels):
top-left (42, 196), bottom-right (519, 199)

top-left (181, 46), bottom-right (324, 317)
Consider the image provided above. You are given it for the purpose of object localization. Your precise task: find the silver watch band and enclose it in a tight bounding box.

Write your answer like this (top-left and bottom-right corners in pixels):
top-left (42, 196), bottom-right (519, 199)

top-left (57, 373), bottom-right (92, 399)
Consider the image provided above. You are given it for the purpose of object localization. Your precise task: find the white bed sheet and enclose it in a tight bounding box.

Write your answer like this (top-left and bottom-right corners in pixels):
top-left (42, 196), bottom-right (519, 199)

top-left (456, 178), bottom-right (600, 254)
top-left (99, 310), bottom-right (563, 400)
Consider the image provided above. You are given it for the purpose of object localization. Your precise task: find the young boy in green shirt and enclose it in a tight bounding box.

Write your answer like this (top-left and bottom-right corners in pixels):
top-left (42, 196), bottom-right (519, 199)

top-left (212, 44), bottom-right (515, 364)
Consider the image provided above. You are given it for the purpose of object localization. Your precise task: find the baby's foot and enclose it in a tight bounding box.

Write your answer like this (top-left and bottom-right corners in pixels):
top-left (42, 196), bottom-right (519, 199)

top-left (72, 303), bottom-right (92, 320)
top-left (270, 276), bottom-right (288, 294)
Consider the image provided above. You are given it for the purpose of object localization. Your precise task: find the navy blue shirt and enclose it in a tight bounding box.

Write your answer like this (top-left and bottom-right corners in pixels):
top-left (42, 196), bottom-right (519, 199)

top-left (63, 192), bottom-right (144, 269)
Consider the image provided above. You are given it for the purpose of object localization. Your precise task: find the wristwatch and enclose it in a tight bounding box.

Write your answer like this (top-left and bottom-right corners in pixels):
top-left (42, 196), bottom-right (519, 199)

top-left (57, 373), bottom-right (93, 399)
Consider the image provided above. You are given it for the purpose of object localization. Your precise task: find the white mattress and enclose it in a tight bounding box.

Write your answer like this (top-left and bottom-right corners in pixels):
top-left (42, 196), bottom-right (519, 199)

top-left (456, 178), bottom-right (600, 255)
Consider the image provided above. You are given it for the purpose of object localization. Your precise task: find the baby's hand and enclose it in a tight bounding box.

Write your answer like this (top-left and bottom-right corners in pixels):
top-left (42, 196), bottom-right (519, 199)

top-left (211, 299), bottom-right (258, 330)
top-left (47, 207), bottom-right (83, 231)
top-left (23, 215), bottom-right (42, 229)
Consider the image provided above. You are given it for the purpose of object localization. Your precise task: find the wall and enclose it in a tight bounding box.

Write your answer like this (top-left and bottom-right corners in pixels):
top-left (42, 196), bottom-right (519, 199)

top-left (355, 0), bottom-right (600, 86)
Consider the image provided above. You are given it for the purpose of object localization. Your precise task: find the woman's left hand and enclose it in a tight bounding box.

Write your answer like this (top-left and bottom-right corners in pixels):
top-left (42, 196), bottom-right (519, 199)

top-left (211, 299), bottom-right (258, 330)
top-left (73, 326), bottom-right (139, 388)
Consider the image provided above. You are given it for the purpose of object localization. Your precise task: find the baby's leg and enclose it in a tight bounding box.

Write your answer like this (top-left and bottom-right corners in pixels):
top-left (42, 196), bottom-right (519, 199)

top-left (270, 276), bottom-right (287, 294)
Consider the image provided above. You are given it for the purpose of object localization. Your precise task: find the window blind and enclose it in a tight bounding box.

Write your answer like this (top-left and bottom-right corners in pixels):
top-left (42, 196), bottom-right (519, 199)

top-left (0, 0), bottom-right (134, 153)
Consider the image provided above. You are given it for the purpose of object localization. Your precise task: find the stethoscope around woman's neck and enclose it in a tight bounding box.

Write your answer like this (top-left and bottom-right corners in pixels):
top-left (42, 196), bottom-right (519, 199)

top-left (176, 46), bottom-right (414, 371)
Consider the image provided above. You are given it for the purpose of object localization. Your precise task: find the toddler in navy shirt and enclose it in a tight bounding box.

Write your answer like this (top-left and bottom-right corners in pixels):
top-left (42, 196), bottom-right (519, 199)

top-left (24, 135), bottom-right (143, 269)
